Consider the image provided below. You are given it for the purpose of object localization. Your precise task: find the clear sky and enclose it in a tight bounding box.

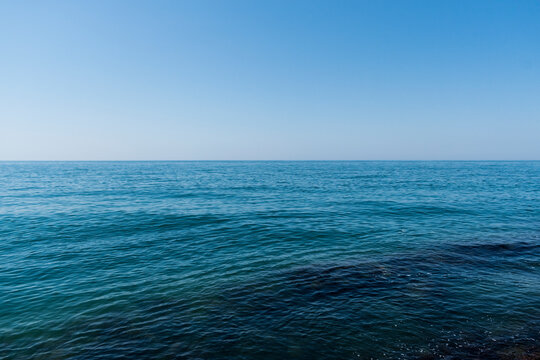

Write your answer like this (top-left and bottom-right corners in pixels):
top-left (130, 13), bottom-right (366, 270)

top-left (1, 1), bottom-right (539, 160)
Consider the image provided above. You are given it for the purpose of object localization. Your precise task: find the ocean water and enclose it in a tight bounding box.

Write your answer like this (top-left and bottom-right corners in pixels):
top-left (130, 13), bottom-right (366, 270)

top-left (1, 161), bottom-right (539, 360)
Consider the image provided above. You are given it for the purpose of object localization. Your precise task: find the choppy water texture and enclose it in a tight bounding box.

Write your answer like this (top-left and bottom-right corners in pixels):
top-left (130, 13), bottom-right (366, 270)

top-left (1, 161), bottom-right (539, 360)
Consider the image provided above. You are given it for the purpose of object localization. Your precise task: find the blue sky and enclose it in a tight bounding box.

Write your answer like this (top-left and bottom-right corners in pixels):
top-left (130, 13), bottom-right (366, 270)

top-left (1, 0), bottom-right (539, 160)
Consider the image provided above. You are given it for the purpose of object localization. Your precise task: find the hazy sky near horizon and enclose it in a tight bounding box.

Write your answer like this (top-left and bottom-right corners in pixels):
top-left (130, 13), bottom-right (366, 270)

top-left (1, 1), bottom-right (539, 160)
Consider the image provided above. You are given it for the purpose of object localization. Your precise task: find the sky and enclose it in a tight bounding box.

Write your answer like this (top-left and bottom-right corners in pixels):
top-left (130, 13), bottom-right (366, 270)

top-left (1, 0), bottom-right (539, 160)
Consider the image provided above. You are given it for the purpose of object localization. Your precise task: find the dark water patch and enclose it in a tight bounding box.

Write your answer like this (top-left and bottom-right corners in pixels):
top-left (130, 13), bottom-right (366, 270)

top-left (451, 240), bottom-right (540, 255)
top-left (407, 324), bottom-right (540, 360)
top-left (383, 203), bottom-right (478, 217)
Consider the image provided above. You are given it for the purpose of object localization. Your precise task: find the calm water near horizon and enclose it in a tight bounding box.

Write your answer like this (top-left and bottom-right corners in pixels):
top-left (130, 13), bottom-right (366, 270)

top-left (1, 161), bottom-right (539, 359)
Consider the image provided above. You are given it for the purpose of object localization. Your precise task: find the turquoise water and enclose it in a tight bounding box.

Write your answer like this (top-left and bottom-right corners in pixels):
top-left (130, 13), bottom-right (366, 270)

top-left (1, 161), bottom-right (539, 359)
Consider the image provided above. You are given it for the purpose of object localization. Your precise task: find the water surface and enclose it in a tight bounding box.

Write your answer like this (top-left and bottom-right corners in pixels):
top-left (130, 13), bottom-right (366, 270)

top-left (1, 161), bottom-right (539, 359)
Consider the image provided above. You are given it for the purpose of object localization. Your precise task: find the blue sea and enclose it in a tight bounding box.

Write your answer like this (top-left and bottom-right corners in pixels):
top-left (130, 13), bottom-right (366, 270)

top-left (1, 161), bottom-right (539, 359)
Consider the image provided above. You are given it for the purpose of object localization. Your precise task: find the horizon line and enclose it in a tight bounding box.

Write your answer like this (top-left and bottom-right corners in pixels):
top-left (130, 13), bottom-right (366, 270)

top-left (1, 159), bottom-right (539, 162)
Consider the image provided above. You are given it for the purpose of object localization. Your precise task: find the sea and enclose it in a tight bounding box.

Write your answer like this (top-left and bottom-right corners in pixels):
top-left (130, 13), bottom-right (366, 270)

top-left (1, 161), bottom-right (539, 359)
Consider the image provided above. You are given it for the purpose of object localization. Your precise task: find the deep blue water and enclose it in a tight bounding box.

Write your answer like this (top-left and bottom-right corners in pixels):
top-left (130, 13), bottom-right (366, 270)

top-left (1, 161), bottom-right (539, 360)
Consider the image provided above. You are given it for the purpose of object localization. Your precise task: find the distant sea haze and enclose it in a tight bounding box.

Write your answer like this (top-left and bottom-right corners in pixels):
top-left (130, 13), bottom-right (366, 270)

top-left (1, 161), bottom-right (539, 359)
